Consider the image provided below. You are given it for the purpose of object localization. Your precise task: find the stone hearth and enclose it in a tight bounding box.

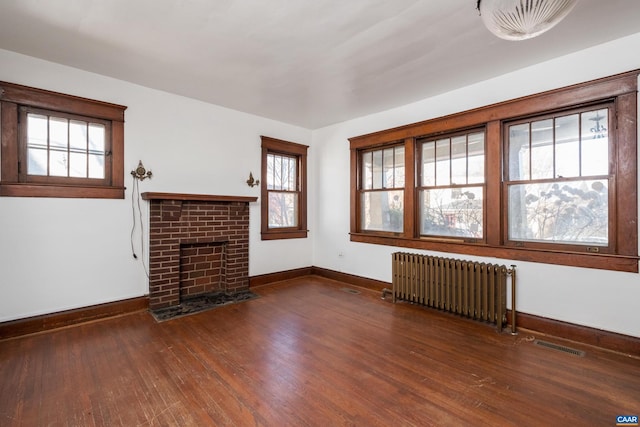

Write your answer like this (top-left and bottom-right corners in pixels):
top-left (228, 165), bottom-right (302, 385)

top-left (142, 193), bottom-right (257, 311)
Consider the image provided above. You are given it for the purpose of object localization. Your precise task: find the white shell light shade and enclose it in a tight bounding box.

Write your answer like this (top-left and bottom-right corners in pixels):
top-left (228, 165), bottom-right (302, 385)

top-left (478, 0), bottom-right (578, 40)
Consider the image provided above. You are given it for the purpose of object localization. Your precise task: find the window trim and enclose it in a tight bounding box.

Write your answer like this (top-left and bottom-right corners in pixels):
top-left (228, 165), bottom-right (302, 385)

top-left (260, 135), bottom-right (309, 240)
top-left (349, 70), bottom-right (639, 272)
top-left (0, 81), bottom-right (126, 199)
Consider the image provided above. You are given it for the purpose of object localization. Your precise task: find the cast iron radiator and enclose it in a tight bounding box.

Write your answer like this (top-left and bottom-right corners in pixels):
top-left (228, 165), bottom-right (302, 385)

top-left (390, 252), bottom-right (516, 332)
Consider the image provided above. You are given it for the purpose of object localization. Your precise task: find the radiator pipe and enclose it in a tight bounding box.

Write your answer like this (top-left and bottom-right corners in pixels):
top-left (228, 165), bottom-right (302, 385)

top-left (381, 288), bottom-right (392, 300)
top-left (510, 265), bottom-right (517, 335)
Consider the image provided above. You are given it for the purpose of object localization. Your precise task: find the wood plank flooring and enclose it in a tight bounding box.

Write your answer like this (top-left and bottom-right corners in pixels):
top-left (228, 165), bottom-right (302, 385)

top-left (1, 276), bottom-right (639, 426)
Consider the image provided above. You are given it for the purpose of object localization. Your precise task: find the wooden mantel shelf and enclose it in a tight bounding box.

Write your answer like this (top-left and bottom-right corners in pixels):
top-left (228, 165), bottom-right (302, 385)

top-left (141, 192), bottom-right (257, 203)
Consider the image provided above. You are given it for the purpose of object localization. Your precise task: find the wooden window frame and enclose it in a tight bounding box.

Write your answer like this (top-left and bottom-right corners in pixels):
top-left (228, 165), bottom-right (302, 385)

top-left (260, 135), bottom-right (308, 240)
top-left (0, 81), bottom-right (126, 199)
top-left (357, 143), bottom-right (406, 235)
top-left (349, 70), bottom-right (639, 272)
top-left (502, 102), bottom-right (616, 254)
top-left (416, 128), bottom-right (486, 243)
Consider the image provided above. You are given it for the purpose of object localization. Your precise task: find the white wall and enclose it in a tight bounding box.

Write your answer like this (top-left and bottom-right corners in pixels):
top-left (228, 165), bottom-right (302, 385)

top-left (2, 32), bottom-right (640, 339)
top-left (312, 33), bottom-right (640, 338)
top-left (0, 49), bottom-right (313, 322)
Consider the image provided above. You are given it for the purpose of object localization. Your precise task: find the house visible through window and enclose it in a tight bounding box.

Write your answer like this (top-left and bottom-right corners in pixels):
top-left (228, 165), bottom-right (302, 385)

top-left (0, 81), bottom-right (126, 199)
top-left (261, 136), bottom-right (308, 240)
top-left (418, 130), bottom-right (484, 240)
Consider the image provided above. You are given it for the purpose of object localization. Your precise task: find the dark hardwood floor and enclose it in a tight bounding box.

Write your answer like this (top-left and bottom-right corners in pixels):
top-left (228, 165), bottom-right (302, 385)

top-left (1, 276), bottom-right (638, 426)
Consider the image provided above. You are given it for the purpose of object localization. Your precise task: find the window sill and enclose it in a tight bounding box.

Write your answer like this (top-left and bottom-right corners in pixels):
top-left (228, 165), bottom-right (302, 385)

top-left (0, 183), bottom-right (125, 199)
top-left (350, 233), bottom-right (639, 273)
top-left (261, 229), bottom-right (308, 240)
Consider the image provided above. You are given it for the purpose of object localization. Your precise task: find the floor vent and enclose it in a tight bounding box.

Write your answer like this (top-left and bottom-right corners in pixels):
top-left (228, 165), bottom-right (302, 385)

top-left (340, 288), bottom-right (361, 295)
top-left (534, 339), bottom-right (585, 357)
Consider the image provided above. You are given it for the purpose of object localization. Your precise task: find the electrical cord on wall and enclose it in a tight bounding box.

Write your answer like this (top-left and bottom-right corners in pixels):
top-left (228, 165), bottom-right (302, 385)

top-left (130, 173), bottom-right (150, 279)
top-left (130, 176), bottom-right (139, 260)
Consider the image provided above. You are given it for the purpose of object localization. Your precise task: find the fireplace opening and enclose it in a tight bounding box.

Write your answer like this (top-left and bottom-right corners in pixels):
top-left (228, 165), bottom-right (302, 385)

top-left (180, 241), bottom-right (227, 299)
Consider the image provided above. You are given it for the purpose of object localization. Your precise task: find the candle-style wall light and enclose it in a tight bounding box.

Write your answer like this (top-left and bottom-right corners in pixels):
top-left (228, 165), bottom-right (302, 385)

top-left (246, 172), bottom-right (260, 187)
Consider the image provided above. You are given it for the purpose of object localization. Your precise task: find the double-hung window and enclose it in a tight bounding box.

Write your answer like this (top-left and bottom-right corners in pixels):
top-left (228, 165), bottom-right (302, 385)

top-left (505, 104), bottom-right (613, 252)
top-left (260, 136), bottom-right (308, 240)
top-left (359, 144), bottom-right (405, 233)
top-left (418, 130), bottom-right (485, 241)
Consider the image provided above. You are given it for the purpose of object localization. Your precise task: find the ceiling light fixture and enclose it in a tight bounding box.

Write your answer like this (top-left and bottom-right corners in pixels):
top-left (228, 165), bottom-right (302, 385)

top-left (476, 0), bottom-right (578, 41)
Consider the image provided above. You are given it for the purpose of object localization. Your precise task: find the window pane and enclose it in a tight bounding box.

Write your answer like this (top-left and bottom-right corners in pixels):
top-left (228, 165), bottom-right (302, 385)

top-left (88, 154), bottom-right (104, 179)
top-left (581, 109), bottom-right (608, 176)
top-left (420, 186), bottom-right (483, 238)
top-left (361, 190), bottom-right (403, 232)
top-left (287, 157), bottom-right (297, 191)
top-left (467, 132), bottom-right (485, 184)
top-left (451, 135), bottom-right (467, 185)
top-left (394, 146), bottom-right (405, 187)
top-left (49, 149), bottom-right (67, 176)
top-left (49, 117), bottom-right (68, 149)
top-left (383, 148), bottom-right (395, 188)
top-left (422, 141), bottom-right (435, 186)
top-left (28, 148), bottom-right (47, 175)
top-left (555, 114), bottom-right (580, 178)
top-left (268, 191), bottom-right (298, 228)
top-left (280, 156), bottom-right (290, 191)
top-left (70, 120), bottom-right (87, 150)
top-left (69, 152), bottom-right (87, 177)
top-left (372, 150), bottom-right (383, 189)
top-left (435, 138), bottom-right (450, 186)
top-left (267, 154), bottom-right (277, 190)
top-left (530, 119), bottom-right (553, 179)
top-left (276, 155), bottom-right (284, 190)
top-left (508, 180), bottom-right (608, 245)
top-left (509, 123), bottom-right (530, 180)
top-left (88, 123), bottom-right (105, 152)
top-left (362, 151), bottom-right (373, 190)
top-left (27, 114), bottom-right (48, 149)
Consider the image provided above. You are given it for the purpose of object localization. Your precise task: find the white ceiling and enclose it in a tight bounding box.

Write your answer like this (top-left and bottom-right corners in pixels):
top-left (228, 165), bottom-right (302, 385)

top-left (1, 0), bottom-right (640, 129)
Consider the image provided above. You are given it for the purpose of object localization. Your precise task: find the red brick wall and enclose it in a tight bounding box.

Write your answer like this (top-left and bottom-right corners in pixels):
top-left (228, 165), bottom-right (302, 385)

top-left (148, 199), bottom-right (250, 310)
top-left (179, 242), bottom-right (226, 299)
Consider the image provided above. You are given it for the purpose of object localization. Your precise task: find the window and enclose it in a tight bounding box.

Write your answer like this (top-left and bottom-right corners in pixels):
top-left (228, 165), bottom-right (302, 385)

top-left (261, 136), bottom-right (308, 240)
top-left (350, 70), bottom-right (638, 272)
top-left (359, 144), bottom-right (405, 233)
top-left (418, 130), bottom-right (485, 240)
top-left (0, 81), bottom-right (126, 198)
top-left (505, 104), bottom-right (613, 252)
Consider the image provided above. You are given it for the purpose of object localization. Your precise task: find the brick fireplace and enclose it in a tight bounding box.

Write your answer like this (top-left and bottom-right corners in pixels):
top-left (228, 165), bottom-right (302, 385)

top-left (141, 192), bottom-right (257, 311)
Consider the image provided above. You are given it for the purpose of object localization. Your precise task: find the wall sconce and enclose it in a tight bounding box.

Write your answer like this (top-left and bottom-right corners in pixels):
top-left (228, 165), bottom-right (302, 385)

top-left (246, 172), bottom-right (260, 187)
top-left (131, 160), bottom-right (152, 181)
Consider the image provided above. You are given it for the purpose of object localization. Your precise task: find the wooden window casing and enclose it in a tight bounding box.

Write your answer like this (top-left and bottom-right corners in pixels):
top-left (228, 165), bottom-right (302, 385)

top-left (0, 81), bottom-right (126, 199)
top-left (261, 136), bottom-right (308, 240)
top-left (349, 70), bottom-right (639, 272)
